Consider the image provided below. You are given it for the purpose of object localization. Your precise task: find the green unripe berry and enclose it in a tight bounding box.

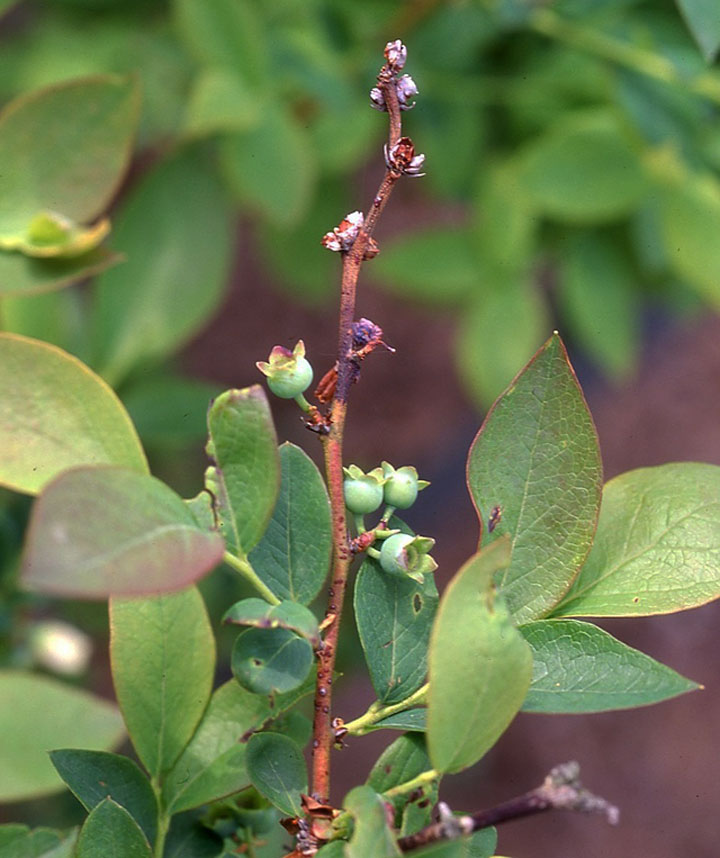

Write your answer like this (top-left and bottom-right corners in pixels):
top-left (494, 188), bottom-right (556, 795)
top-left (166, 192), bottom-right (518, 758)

top-left (344, 477), bottom-right (384, 515)
top-left (379, 533), bottom-right (415, 576)
top-left (384, 471), bottom-right (418, 509)
top-left (266, 356), bottom-right (313, 399)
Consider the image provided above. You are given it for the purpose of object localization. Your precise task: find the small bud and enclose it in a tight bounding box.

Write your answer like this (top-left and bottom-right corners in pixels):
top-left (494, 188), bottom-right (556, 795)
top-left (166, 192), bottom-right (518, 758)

top-left (384, 137), bottom-right (426, 177)
top-left (384, 39), bottom-right (407, 71)
top-left (321, 210), bottom-right (364, 252)
top-left (256, 340), bottom-right (314, 399)
top-left (364, 237), bottom-right (380, 259)
top-left (396, 74), bottom-right (418, 110)
top-left (369, 87), bottom-right (386, 111)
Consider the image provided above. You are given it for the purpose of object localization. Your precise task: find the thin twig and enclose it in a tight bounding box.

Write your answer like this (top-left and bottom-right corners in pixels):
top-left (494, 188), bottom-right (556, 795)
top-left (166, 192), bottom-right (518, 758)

top-left (397, 761), bottom-right (619, 853)
top-left (310, 46), bottom-right (408, 803)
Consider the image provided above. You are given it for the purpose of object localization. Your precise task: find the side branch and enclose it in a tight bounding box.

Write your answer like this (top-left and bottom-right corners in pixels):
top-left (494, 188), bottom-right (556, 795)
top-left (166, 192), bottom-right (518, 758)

top-left (398, 762), bottom-right (619, 853)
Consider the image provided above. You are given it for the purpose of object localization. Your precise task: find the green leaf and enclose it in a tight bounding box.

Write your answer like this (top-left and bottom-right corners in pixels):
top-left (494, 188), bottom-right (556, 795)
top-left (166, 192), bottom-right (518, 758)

top-left (355, 557), bottom-right (438, 705)
top-left (173, 0), bottom-right (268, 85)
top-left (0, 827), bottom-right (77, 858)
top-left (21, 466), bottom-right (225, 597)
top-left (556, 231), bottom-right (638, 381)
top-left (0, 76), bottom-right (139, 236)
top-left (76, 799), bottom-right (151, 858)
top-left (455, 279), bottom-right (548, 409)
top-left (49, 750), bottom-right (157, 845)
top-left (232, 627), bottom-right (313, 696)
top-left (344, 786), bottom-right (402, 858)
top-left (0, 333), bottom-right (147, 495)
top-left (92, 147), bottom-right (233, 385)
top-left (0, 671), bottom-right (124, 802)
top-left (0, 825), bottom-right (28, 849)
top-left (206, 386), bottom-right (280, 557)
top-left (245, 732), bottom-right (307, 816)
top-left (410, 828), bottom-right (497, 858)
top-left (520, 619), bottom-right (699, 713)
top-left (224, 598), bottom-right (320, 647)
top-left (521, 110), bottom-right (647, 223)
top-left (427, 540), bottom-right (533, 774)
top-left (162, 811), bottom-right (224, 858)
top-left (315, 843), bottom-right (345, 858)
top-left (676, 0), bottom-right (720, 61)
top-left (163, 677), bottom-right (313, 813)
top-left (370, 229), bottom-right (478, 306)
top-left (466, 333), bottom-right (602, 623)
top-left (219, 104), bottom-right (316, 226)
top-left (1, 288), bottom-right (82, 351)
top-left (554, 463), bottom-right (720, 617)
top-left (371, 709), bottom-right (427, 733)
top-left (183, 68), bottom-right (260, 139)
top-left (110, 587), bottom-right (215, 778)
top-left (249, 442), bottom-right (331, 604)
top-left (0, 246), bottom-right (120, 297)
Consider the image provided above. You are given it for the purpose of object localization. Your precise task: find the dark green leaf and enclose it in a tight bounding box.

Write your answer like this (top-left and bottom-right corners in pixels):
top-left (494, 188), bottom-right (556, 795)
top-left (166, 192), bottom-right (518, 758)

top-left (371, 709), bottom-right (427, 733)
top-left (454, 279), bottom-right (548, 409)
top-left (557, 231), bottom-right (638, 381)
top-left (206, 386), bottom-right (280, 557)
top-left (162, 811), bottom-right (224, 858)
top-left (555, 463), bottom-right (720, 616)
top-left (49, 750), bottom-right (157, 845)
top-left (344, 786), bottom-right (401, 858)
top-left (0, 671), bottom-right (123, 802)
top-left (76, 799), bottom-right (151, 858)
top-left (0, 246), bottom-right (120, 297)
top-left (521, 110), bottom-right (647, 223)
top-left (224, 598), bottom-right (320, 646)
top-left (163, 677), bottom-right (313, 813)
top-left (246, 732), bottom-right (307, 817)
top-left (520, 619), bottom-right (699, 713)
top-left (355, 557), bottom-right (438, 704)
top-left (110, 587), bottom-right (215, 777)
top-left (219, 105), bottom-right (316, 226)
top-left (410, 828), bottom-right (497, 858)
top-left (0, 827), bottom-right (77, 858)
top-left (0, 76), bottom-right (139, 236)
top-left (232, 627), bottom-right (313, 696)
top-left (21, 466), bottom-right (225, 598)
top-left (370, 229), bottom-right (478, 306)
top-left (249, 442), bottom-right (331, 604)
top-left (427, 540), bottom-right (533, 774)
top-left (0, 334), bottom-right (147, 495)
top-left (676, 0), bottom-right (720, 61)
top-left (466, 333), bottom-right (602, 622)
top-left (92, 147), bottom-right (233, 385)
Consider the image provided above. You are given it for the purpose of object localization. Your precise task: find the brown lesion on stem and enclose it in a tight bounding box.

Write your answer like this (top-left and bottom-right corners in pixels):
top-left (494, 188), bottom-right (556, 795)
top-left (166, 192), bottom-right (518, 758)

top-left (397, 761), bottom-right (619, 854)
top-left (309, 43), bottom-right (413, 804)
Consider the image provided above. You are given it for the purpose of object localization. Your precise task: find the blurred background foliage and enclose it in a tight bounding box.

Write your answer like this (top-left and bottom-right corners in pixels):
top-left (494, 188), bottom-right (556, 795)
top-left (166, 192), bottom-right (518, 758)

top-left (1, 0), bottom-right (720, 845)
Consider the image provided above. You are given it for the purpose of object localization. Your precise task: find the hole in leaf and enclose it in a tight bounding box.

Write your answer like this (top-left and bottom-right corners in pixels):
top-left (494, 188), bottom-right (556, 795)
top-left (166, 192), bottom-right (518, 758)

top-left (412, 594), bottom-right (422, 613)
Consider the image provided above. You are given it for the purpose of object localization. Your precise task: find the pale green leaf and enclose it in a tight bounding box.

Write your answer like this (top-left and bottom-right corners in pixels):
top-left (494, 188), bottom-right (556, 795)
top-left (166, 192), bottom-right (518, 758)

top-left (110, 587), bottom-right (215, 777)
top-left (0, 246), bottom-right (120, 297)
top-left (675, 0), bottom-right (720, 61)
top-left (21, 466), bottom-right (225, 597)
top-left (223, 598), bottom-right (320, 647)
top-left (0, 333), bottom-right (147, 495)
top-left (344, 786), bottom-right (402, 858)
top-left (0, 671), bottom-right (124, 802)
top-left (183, 67), bottom-right (260, 139)
top-left (427, 540), bottom-right (533, 774)
top-left (246, 732), bottom-right (307, 817)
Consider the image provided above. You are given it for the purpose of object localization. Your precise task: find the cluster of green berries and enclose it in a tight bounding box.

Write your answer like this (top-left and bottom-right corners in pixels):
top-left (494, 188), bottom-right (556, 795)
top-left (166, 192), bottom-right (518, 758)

top-left (343, 462), bottom-right (435, 583)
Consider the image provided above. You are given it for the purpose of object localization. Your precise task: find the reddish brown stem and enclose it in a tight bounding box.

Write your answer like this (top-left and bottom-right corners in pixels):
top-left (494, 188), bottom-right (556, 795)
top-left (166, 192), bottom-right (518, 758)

top-left (310, 60), bottom-right (405, 803)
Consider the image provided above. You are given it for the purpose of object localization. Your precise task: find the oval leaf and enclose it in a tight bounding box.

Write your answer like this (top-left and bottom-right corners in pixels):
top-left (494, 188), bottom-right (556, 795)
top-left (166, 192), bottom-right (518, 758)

top-left (206, 386), bottom-right (280, 557)
top-left (520, 619), bottom-right (699, 713)
top-left (249, 442), bottom-right (331, 605)
top-left (231, 627), bottom-right (313, 696)
top-left (555, 462), bottom-right (720, 617)
top-left (163, 677), bottom-right (313, 814)
top-left (466, 333), bottom-right (602, 623)
top-left (427, 539), bottom-right (533, 775)
top-left (223, 598), bottom-right (320, 647)
top-left (76, 798), bottom-right (151, 858)
top-left (354, 557), bottom-right (438, 705)
top-left (21, 466), bottom-right (225, 597)
top-left (0, 246), bottom-right (120, 297)
top-left (344, 786), bottom-right (402, 858)
top-left (0, 75), bottom-right (139, 236)
top-left (92, 146), bottom-right (234, 385)
top-left (0, 671), bottom-right (124, 802)
top-left (49, 750), bottom-right (157, 845)
top-left (0, 334), bottom-right (147, 495)
top-left (246, 732), bottom-right (307, 817)
top-left (110, 587), bottom-right (215, 777)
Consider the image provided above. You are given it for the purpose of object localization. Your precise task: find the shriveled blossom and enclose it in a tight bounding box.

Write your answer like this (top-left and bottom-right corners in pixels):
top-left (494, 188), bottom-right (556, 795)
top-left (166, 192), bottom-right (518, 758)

top-left (321, 210), bottom-right (364, 252)
top-left (384, 136), bottom-right (426, 177)
top-left (384, 39), bottom-right (407, 71)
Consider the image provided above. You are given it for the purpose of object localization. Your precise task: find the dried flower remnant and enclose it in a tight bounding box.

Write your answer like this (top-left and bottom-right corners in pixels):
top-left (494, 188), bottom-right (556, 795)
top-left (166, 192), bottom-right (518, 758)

top-left (395, 74), bottom-right (418, 109)
top-left (384, 136), bottom-right (426, 177)
top-left (321, 211), bottom-right (364, 252)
